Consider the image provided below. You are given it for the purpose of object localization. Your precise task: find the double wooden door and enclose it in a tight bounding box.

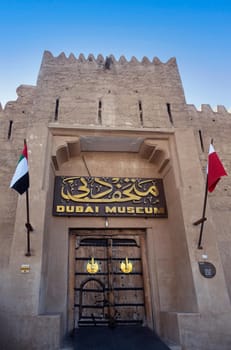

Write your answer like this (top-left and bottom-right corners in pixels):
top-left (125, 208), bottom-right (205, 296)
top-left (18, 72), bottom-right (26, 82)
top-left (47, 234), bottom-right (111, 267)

top-left (72, 231), bottom-right (146, 328)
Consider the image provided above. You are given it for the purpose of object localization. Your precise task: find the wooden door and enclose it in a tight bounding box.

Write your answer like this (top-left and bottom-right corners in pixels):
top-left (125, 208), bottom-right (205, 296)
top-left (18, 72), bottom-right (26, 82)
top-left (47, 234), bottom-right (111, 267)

top-left (73, 233), bottom-right (145, 328)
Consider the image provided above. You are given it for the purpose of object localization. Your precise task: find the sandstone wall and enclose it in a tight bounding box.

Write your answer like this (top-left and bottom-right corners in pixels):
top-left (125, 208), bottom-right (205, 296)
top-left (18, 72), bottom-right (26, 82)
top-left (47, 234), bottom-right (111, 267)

top-left (1, 52), bottom-right (230, 300)
top-left (0, 51), bottom-right (231, 349)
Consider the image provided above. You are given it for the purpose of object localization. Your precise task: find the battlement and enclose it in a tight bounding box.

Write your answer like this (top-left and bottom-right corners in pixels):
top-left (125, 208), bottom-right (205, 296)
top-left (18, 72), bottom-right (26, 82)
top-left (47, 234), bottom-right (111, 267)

top-left (187, 104), bottom-right (231, 117)
top-left (42, 50), bottom-right (177, 67)
top-left (36, 50), bottom-right (186, 109)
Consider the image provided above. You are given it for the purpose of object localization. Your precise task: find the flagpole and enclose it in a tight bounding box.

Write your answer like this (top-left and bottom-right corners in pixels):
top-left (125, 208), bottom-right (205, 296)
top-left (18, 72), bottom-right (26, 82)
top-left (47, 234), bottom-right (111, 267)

top-left (197, 176), bottom-right (208, 249)
top-left (25, 190), bottom-right (31, 256)
top-left (24, 139), bottom-right (33, 256)
top-left (197, 138), bottom-right (213, 249)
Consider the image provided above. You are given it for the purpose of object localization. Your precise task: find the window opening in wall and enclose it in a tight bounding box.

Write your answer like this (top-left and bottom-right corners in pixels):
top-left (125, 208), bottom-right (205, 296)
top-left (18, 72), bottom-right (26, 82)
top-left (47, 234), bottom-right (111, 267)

top-left (166, 103), bottom-right (173, 125)
top-left (8, 120), bottom-right (13, 139)
top-left (55, 98), bottom-right (59, 121)
top-left (98, 100), bottom-right (102, 124)
top-left (198, 130), bottom-right (204, 152)
top-left (138, 100), bottom-right (143, 126)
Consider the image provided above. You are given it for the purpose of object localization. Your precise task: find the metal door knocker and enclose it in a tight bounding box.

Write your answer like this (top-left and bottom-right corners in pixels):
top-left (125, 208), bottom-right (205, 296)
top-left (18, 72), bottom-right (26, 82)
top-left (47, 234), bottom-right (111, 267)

top-left (120, 257), bottom-right (133, 274)
top-left (87, 257), bottom-right (99, 274)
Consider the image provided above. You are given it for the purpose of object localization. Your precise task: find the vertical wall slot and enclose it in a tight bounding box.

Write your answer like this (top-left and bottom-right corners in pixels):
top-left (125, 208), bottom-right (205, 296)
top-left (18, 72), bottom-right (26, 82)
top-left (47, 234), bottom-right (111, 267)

top-left (167, 103), bottom-right (173, 125)
top-left (8, 120), bottom-right (13, 139)
top-left (55, 98), bottom-right (59, 121)
top-left (139, 100), bottom-right (143, 126)
top-left (98, 100), bottom-right (102, 124)
top-left (198, 130), bottom-right (204, 152)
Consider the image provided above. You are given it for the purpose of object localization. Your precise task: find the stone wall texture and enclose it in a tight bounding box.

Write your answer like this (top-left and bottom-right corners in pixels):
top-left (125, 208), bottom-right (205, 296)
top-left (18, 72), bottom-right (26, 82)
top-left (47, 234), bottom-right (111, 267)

top-left (0, 51), bottom-right (231, 349)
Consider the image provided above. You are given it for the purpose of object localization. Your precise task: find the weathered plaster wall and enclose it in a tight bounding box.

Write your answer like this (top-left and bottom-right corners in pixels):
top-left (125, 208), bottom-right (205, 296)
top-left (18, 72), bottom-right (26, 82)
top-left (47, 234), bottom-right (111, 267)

top-left (0, 51), bottom-right (231, 349)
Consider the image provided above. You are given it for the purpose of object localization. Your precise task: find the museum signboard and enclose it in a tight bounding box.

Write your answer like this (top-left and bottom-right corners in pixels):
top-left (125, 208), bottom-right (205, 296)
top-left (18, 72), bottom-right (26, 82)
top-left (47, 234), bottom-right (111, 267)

top-left (53, 176), bottom-right (168, 217)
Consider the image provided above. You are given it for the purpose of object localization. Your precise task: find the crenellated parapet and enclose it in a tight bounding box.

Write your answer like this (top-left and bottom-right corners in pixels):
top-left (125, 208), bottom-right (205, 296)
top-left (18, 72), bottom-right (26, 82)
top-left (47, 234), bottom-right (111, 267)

top-left (41, 50), bottom-right (177, 67)
top-left (186, 104), bottom-right (231, 128)
top-left (187, 104), bottom-right (231, 115)
top-left (3, 51), bottom-right (231, 134)
top-left (33, 50), bottom-right (186, 125)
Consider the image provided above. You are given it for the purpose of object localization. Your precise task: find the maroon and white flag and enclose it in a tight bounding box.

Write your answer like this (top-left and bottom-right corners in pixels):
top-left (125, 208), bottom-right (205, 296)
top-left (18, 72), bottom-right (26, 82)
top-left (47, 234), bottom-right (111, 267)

top-left (207, 144), bottom-right (227, 192)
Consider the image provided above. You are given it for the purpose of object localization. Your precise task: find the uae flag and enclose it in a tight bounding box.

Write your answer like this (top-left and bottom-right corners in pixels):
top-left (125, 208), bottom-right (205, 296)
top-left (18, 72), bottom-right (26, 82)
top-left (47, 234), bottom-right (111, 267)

top-left (207, 144), bottom-right (227, 192)
top-left (10, 141), bottom-right (29, 195)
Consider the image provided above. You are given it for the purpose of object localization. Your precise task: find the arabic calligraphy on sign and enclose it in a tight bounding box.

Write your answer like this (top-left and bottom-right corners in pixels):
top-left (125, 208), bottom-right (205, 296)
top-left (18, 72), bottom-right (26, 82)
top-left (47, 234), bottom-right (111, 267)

top-left (53, 176), bottom-right (168, 217)
top-left (61, 176), bottom-right (159, 203)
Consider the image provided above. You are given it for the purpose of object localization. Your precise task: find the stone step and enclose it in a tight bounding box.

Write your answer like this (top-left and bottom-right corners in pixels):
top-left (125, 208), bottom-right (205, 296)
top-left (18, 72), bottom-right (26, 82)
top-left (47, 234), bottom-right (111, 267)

top-left (61, 345), bottom-right (182, 350)
top-left (61, 346), bottom-right (182, 350)
top-left (60, 329), bottom-right (183, 350)
top-left (61, 343), bottom-right (182, 350)
top-left (167, 343), bottom-right (182, 350)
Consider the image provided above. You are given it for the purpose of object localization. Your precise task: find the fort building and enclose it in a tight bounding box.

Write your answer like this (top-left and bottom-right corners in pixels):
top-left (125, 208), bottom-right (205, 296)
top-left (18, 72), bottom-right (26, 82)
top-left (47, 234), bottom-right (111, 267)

top-left (0, 51), bottom-right (231, 349)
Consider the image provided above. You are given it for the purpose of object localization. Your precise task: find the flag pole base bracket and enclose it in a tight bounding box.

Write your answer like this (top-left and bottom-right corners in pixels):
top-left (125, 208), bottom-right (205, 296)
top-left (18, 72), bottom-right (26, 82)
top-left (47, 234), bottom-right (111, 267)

top-left (25, 223), bottom-right (34, 232)
top-left (193, 217), bottom-right (207, 226)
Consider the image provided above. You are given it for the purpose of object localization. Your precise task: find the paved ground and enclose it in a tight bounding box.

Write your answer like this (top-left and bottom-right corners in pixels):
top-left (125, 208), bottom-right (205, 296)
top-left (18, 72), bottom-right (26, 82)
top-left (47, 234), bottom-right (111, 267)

top-left (64, 326), bottom-right (171, 350)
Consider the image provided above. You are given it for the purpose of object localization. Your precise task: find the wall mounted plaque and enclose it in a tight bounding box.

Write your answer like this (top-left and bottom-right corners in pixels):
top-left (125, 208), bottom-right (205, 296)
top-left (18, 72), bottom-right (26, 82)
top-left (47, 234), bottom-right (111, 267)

top-left (53, 176), bottom-right (168, 217)
top-left (198, 262), bottom-right (216, 278)
top-left (20, 264), bottom-right (30, 273)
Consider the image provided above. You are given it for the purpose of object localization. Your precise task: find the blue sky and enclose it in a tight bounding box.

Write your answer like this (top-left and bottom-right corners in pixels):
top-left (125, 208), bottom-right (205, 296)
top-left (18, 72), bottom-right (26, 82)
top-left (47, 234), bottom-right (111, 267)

top-left (0, 0), bottom-right (231, 109)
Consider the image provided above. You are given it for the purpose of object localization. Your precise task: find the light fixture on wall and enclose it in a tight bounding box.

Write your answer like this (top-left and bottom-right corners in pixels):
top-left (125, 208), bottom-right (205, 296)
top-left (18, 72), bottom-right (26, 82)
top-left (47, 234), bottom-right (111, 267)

top-left (105, 217), bottom-right (109, 228)
top-left (202, 254), bottom-right (208, 260)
